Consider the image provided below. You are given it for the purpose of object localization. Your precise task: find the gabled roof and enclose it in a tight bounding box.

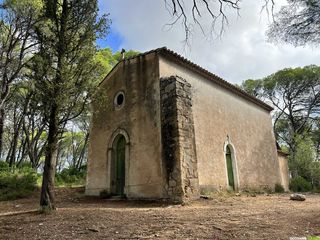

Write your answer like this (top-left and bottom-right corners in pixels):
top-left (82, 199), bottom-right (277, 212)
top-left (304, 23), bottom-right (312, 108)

top-left (100, 47), bottom-right (273, 112)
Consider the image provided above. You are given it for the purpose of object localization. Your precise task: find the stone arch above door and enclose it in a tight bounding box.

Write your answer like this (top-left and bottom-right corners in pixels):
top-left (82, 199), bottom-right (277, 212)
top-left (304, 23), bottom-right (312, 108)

top-left (108, 128), bottom-right (130, 149)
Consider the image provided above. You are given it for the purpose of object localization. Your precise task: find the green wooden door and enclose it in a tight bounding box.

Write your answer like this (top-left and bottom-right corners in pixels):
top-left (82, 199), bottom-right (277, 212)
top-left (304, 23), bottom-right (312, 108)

top-left (115, 136), bottom-right (126, 195)
top-left (226, 146), bottom-right (235, 190)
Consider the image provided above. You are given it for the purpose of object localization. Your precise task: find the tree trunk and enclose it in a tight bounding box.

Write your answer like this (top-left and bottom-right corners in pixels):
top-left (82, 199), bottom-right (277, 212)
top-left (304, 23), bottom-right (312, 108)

top-left (9, 116), bottom-right (24, 167)
top-left (40, 103), bottom-right (58, 211)
top-left (76, 132), bottom-right (89, 170)
top-left (9, 94), bottom-right (31, 166)
top-left (40, 0), bottom-right (67, 210)
top-left (0, 107), bottom-right (5, 159)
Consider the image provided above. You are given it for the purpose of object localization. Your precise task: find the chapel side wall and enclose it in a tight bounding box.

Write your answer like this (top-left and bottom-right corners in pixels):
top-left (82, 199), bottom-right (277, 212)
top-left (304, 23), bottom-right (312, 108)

top-left (159, 56), bottom-right (281, 191)
top-left (278, 152), bottom-right (290, 191)
top-left (86, 53), bottom-right (165, 198)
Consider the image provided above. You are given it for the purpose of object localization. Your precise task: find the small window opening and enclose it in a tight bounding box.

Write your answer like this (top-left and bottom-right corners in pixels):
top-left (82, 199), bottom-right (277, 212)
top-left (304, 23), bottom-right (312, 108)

top-left (117, 93), bottom-right (124, 105)
top-left (114, 91), bottom-right (125, 109)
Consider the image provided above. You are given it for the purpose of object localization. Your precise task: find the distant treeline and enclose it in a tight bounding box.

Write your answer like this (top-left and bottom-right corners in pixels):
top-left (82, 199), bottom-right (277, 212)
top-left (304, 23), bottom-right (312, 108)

top-left (239, 65), bottom-right (320, 191)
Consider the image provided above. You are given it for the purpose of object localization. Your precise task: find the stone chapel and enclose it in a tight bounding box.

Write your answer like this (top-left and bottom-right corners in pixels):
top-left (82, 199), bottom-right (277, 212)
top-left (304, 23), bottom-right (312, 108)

top-left (85, 47), bottom-right (289, 202)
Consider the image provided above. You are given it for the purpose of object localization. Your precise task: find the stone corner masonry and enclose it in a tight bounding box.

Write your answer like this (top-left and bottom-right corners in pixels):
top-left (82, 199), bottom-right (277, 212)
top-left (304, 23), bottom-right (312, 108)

top-left (160, 75), bottom-right (200, 202)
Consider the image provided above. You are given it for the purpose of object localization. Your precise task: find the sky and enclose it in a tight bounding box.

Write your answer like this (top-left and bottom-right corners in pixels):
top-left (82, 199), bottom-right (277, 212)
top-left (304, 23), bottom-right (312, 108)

top-left (97, 0), bottom-right (320, 84)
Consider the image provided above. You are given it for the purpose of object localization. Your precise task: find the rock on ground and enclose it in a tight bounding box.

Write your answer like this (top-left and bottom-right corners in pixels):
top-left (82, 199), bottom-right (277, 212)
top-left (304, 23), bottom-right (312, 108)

top-left (290, 193), bottom-right (306, 201)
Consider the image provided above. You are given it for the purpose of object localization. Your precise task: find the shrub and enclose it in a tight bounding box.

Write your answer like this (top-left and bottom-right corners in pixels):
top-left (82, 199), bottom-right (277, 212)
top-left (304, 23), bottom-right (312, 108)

top-left (274, 183), bottom-right (285, 193)
top-left (55, 166), bottom-right (86, 187)
top-left (0, 161), bottom-right (9, 172)
top-left (0, 169), bottom-right (37, 201)
top-left (18, 162), bottom-right (34, 171)
top-left (289, 176), bottom-right (312, 192)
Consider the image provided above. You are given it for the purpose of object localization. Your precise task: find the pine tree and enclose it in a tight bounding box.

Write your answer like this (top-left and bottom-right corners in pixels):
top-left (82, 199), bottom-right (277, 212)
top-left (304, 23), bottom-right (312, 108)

top-left (32, 0), bottom-right (109, 211)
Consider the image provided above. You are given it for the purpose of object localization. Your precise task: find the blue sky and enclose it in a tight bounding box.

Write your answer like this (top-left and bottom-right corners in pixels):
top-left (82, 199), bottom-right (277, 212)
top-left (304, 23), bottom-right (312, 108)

top-left (97, 1), bottom-right (123, 52)
top-left (97, 0), bottom-right (320, 83)
top-left (97, 26), bottom-right (123, 51)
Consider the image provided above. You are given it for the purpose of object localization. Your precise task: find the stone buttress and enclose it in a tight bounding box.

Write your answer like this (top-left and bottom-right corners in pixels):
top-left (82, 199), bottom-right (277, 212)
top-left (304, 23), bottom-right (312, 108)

top-left (160, 76), bottom-right (199, 202)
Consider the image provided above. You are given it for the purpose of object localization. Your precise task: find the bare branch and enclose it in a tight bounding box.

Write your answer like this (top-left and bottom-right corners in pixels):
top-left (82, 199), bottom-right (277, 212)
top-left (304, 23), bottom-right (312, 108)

top-left (165, 0), bottom-right (241, 44)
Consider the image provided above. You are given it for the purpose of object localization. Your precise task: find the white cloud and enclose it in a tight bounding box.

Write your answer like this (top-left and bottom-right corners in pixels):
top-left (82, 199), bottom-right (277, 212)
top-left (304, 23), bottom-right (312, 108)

top-left (101, 0), bottom-right (320, 83)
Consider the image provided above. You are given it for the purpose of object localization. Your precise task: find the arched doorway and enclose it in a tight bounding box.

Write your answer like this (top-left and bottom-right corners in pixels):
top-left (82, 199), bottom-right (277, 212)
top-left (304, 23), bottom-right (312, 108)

top-left (112, 135), bottom-right (126, 196)
top-left (226, 145), bottom-right (235, 190)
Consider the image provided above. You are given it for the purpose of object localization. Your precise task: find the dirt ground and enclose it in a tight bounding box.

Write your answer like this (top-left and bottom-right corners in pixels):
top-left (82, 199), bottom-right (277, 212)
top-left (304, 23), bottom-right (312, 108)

top-left (0, 188), bottom-right (319, 240)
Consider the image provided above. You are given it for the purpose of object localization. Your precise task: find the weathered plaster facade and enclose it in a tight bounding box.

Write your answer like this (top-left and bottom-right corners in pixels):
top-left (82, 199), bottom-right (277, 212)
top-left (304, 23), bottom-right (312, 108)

top-left (85, 47), bottom-right (289, 201)
top-left (278, 151), bottom-right (290, 191)
top-left (86, 52), bottom-right (165, 198)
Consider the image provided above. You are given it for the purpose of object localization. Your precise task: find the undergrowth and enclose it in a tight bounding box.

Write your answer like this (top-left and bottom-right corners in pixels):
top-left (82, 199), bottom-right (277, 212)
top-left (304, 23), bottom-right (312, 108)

top-left (0, 161), bottom-right (37, 201)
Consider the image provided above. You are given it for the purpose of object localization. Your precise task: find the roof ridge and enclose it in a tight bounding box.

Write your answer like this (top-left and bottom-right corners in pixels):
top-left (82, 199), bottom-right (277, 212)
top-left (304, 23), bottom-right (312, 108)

top-left (119, 47), bottom-right (167, 62)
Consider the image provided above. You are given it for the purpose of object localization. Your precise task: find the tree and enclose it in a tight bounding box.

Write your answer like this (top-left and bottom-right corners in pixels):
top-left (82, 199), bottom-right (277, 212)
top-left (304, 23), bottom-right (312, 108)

top-left (32, 0), bottom-right (109, 211)
top-left (0, 0), bottom-right (41, 158)
top-left (263, 66), bottom-right (320, 150)
top-left (241, 65), bottom-right (320, 183)
top-left (290, 135), bottom-right (315, 179)
top-left (94, 48), bottom-right (139, 79)
top-left (268, 0), bottom-right (320, 46)
top-left (241, 65), bottom-right (320, 147)
top-left (238, 79), bottom-right (262, 97)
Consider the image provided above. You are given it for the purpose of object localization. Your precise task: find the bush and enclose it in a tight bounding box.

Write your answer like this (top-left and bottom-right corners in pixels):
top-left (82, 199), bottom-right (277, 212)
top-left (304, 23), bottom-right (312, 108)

top-left (289, 176), bottom-right (312, 192)
top-left (0, 167), bottom-right (37, 201)
top-left (274, 183), bottom-right (285, 193)
top-left (0, 161), bottom-right (10, 172)
top-left (55, 166), bottom-right (86, 187)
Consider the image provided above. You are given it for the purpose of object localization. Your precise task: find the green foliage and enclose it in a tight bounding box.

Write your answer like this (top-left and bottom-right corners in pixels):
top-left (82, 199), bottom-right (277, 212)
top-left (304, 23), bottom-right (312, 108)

top-left (94, 48), bottom-right (140, 80)
top-left (0, 162), bottom-right (37, 201)
top-left (241, 66), bottom-right (320, 190)
top-left (240, 79), bottom-right (262, 97)
top-left (307, 236), bottom-right (320, 240)
top-left (242, 66), bottom-right (320, 149)
top-left (57, 130), bottom-right (88, 171)
top-left (289, 176), bottom-right (312, 192)
top-left (55, 166), bottom-right (86, 187)
top-left (274, 183), bottom-right (285, 193)
top-left (0, 161), bottom-right (10, 172)
top-left (113, 49), bottom-right (140, 61)
top-left (94, 48), bottom-right (117, 77)
top-left (310, 161), bottom-right (320, 189)
top-left (290, 136), bottom-right (316, 181)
